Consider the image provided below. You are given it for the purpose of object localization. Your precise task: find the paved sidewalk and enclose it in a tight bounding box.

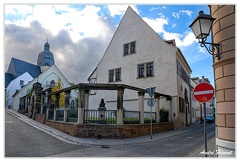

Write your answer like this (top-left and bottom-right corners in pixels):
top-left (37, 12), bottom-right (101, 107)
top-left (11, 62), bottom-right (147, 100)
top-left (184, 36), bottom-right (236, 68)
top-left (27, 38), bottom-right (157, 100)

top-left (186, 135), bottom-right (216, 157)
top-left (5, 109), bottom-right (203, 147)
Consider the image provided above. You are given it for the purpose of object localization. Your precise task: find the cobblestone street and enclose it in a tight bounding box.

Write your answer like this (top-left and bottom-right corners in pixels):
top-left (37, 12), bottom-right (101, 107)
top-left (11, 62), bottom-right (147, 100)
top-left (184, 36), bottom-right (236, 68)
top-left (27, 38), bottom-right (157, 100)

top-left (5, 111), bottom-right (88, 157)
top-left (5, 110), bottom-right (216, 157)
top-left (110, 123), bottom-right (216, 157)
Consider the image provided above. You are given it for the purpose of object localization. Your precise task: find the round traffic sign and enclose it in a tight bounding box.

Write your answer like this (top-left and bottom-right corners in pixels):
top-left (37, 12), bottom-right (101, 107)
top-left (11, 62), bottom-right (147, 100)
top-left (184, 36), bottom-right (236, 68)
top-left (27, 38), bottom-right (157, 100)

top-left (147, 98), bottom-right (155, 107)
top-left (193, 82), bottom-right (214, 103)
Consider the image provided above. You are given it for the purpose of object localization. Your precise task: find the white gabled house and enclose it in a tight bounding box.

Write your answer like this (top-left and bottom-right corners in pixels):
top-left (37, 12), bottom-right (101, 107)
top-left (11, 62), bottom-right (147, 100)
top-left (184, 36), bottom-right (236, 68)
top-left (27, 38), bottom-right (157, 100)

top-left (12, 64), bottom-right (78, 112)
top-left (88, 7), bottom-right (192, 128)
top-left (6, 72), bottom-right (33, 109)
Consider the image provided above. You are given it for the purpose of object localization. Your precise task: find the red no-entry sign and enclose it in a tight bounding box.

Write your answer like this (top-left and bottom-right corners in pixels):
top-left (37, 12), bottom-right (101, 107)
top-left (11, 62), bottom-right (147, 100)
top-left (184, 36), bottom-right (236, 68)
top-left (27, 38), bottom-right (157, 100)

top-left (193, 82), bottom-right (214, 103)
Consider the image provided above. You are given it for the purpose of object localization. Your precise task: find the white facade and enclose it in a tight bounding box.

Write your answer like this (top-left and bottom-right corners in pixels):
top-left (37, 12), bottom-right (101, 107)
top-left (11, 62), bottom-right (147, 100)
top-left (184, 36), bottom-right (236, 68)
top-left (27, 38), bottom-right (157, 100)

top-left (191, 79), bottom-right (197, 123)
top-left (6, 72), bottom-right (33, 109)
top-left (12, 64), bottom-right (78, 111)
top-left (88, 7), bottom-right (192, 128)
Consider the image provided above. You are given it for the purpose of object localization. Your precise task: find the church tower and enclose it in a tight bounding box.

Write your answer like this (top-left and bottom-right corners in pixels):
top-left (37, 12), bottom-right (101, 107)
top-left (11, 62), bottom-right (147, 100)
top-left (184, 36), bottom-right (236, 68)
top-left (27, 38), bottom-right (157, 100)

top-left (37, 40), bottom-right (55, 68)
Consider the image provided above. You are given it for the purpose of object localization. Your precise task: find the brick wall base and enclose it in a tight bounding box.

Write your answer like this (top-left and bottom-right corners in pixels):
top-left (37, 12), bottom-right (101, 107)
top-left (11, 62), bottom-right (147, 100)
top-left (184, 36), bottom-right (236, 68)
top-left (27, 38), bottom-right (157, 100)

top-left (18, 109), bottom-right (25, 114)
top-left (44, 120), bottom-right (174, 139)
top-left (35, 114), bottom-right (46, 124)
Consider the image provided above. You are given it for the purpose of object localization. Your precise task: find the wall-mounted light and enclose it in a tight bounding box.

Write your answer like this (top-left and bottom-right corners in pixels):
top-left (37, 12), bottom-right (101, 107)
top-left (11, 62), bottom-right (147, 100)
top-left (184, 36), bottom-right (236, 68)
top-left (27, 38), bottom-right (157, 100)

top-left (189, 10), bottom-right (221, 60)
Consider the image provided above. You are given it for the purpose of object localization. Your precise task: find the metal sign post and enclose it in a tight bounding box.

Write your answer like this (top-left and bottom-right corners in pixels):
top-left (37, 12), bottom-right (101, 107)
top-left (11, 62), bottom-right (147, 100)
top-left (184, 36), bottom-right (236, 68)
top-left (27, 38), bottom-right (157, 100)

top-left (146, 87), bottom-right (156, 139)
top-left (193, 80), bottom-right (214, 157)
top-left (150, 96), bottom-right (153, 139)
top-left (203, 102), bottom-right (207, 157)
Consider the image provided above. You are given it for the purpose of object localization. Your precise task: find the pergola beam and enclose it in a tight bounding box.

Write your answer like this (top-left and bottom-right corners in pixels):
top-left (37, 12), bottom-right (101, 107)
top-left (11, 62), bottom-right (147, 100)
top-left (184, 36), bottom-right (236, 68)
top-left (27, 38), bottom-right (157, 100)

top-left (47, 83), bottom-right (171, 99)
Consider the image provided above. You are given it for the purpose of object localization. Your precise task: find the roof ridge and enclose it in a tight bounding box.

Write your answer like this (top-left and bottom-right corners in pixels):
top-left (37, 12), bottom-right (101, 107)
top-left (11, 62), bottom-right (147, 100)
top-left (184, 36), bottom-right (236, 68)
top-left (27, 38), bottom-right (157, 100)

top-left (12, 57), bottom-right (38, 67)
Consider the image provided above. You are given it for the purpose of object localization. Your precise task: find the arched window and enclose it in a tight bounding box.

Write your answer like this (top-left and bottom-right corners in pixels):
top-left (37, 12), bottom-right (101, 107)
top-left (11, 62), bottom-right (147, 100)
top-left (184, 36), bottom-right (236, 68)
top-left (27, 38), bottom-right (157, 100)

top-left (50, 80), bottom-right (55, 88)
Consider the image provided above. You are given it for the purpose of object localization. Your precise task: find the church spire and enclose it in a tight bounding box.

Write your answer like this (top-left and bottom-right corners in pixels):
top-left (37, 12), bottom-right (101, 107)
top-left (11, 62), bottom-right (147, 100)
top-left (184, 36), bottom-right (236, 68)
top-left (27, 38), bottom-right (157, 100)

top-left (37, 40), bottom-right (54, 67)
top-left (44, 39), bottom-right (50, 51)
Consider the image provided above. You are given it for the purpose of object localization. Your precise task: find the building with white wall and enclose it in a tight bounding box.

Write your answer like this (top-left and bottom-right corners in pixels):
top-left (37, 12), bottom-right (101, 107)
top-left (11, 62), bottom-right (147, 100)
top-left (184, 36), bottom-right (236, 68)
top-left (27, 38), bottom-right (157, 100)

top-left (6, 72), bottom-right (33, 109)
top-left (5, 41), bottom-right (55, 109)
top-left (88, 7), bottom-right (192, 128)
top-left (5, 41), bottom-right (77, 111)
top-left (12, 64), bottom-right (78, 111)
top-left (190, 78), bottom-right (197, 123)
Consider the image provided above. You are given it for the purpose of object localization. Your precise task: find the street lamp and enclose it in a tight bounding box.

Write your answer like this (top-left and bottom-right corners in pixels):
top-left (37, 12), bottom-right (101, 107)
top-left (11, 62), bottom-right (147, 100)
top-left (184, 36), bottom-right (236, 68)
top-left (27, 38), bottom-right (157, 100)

top-left (189, 10), bottom-right (221, 60)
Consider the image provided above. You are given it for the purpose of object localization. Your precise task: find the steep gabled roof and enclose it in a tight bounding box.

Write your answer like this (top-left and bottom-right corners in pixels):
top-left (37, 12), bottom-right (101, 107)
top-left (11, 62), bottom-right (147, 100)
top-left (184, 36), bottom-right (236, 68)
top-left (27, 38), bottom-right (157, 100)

top-left (5, 57), bottom-right (42, 88)
top-left (7, 57), bottom-right (41, 78)
top-left (88, 6), bottom-right (192, 83)
top-left (94, 6), bottom-right (176, 68)
top-left (5, 73), bottom-right (14, 88)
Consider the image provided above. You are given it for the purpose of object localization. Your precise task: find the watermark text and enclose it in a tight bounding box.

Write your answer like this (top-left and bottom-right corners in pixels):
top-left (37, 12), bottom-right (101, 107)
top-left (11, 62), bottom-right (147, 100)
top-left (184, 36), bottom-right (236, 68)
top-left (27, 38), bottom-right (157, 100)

top-left (199, 150), bottom-right (233, 156)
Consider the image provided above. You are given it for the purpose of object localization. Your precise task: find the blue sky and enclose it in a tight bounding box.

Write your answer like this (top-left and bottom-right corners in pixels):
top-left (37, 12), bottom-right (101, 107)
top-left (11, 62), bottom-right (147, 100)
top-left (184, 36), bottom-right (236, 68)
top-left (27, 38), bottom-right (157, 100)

top-left (4, 4), bottom-right (215, 85)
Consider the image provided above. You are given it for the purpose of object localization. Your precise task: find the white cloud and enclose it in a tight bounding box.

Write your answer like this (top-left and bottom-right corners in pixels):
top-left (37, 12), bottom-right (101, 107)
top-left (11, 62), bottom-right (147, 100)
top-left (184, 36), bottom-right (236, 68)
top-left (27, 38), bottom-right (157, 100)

top-left (172, 12), bottom-right (180, 19)
top-left (143, 17), bottom-right (168, 33)
top-left (107, 5), bottom-right (138, 17)
top-left (5, 5), bottom-right (34, 17)
top-left (182, 31), bottom-right (197, 46)
top-left (162, 30), bottom-right (197, 47)
top-left (172, 10), bottom-right (192, 19)
top-left (149, 6), bottom-right (167, 11)
top-left (141, 11), bottom-right (196, 48)
top-left (180, 10), bottom-right (192, 17)
top-left (5, 5), bottom-right (107, 42)
top-left (107, 5), bottom-right (127, 17)
top-left (4, 5), bottom-right (202, 84)
top-left (4, 4), bottom-right (116, 83)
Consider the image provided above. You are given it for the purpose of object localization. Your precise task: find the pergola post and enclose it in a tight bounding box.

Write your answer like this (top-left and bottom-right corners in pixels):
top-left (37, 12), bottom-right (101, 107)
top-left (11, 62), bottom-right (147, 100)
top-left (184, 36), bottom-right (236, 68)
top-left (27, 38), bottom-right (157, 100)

top-left (46, 89), bottom-right (52, 120)
top-left (24, 96), bottom-right (28, 113)
top-left (40, 93), bottom-right (45, 114)
top-left (54, 93), bottom-right (60, 121)
top-left (64, 90), bottom-right (71, 122)
top-left (138, 91), bottom-right (145, 124)
top-left (154, 94), bottom-right (160, 123)
top-left (77, 88), bottom-right (85, 124)
top-left (84, 89), bottom-right (90, 110)
top-left (117, 88), bottom-right (124, 125)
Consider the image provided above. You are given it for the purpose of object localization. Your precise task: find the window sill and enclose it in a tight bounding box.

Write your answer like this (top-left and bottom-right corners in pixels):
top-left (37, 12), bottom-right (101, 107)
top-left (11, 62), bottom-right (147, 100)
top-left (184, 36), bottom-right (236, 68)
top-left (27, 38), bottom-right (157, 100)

top-left (108, 80), bottom-right (122, 83)
top-left (137, 75), bottom-right (154, 79)
top-left (123, 52), bottom-right (136, 56)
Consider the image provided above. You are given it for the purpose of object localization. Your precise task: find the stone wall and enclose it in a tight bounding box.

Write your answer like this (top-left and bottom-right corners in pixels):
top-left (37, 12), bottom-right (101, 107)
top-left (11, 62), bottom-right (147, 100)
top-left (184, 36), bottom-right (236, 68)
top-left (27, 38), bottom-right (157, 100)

top-left (44, 120), bottom-right (174, 139)
top-left (35, 113), bottom-right (46, 124)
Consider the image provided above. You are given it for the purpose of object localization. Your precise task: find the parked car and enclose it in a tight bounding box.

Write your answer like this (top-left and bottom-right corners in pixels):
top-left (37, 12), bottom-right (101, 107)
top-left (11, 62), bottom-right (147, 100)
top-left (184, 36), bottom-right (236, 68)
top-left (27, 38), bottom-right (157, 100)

top-left (205, 114), bottom-right (214, 123)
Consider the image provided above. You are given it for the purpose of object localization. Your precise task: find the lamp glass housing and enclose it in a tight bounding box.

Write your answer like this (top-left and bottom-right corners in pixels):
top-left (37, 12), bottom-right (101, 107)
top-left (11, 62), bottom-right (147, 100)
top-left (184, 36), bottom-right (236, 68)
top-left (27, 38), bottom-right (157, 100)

top-left (189, 11), bottom-right (215, 42)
